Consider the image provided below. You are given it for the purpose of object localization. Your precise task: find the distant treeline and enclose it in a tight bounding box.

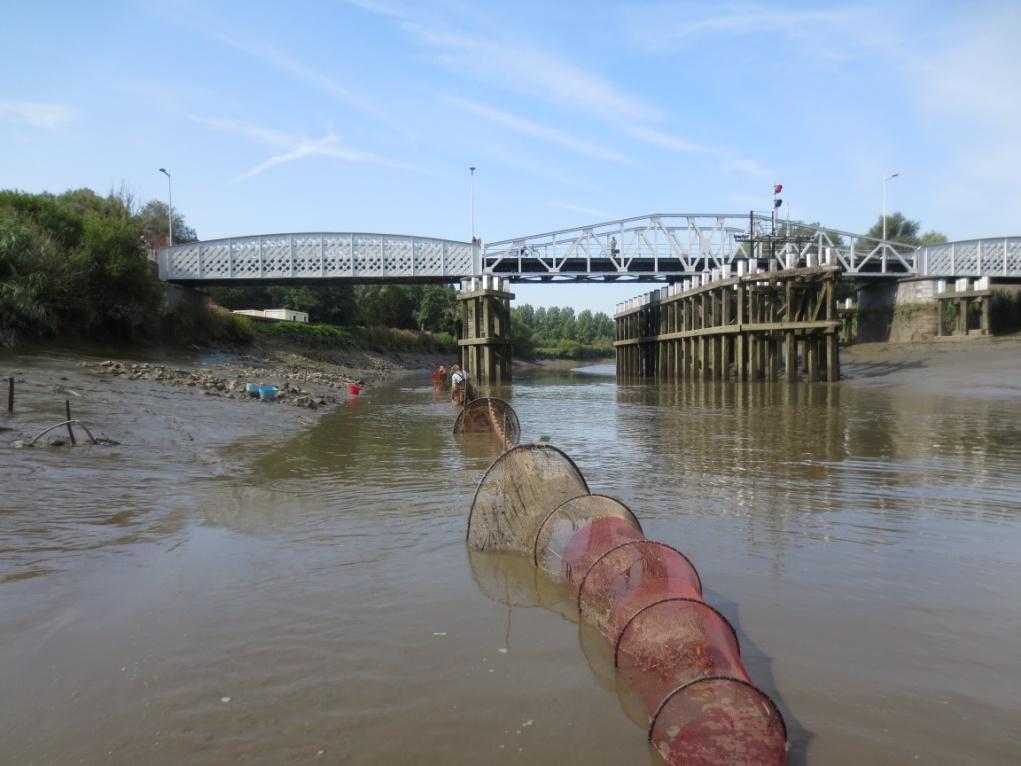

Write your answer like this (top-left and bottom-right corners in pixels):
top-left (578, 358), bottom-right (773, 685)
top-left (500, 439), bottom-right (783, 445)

top-left (511, 304), bottom-right (615, 360)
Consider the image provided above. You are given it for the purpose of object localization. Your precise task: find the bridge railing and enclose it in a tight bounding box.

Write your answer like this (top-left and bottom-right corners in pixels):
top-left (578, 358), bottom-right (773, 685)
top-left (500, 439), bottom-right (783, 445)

top-left (914, 237), bottom-right (1021, 277)
top-left (158, 232), bottom-right (480, 283)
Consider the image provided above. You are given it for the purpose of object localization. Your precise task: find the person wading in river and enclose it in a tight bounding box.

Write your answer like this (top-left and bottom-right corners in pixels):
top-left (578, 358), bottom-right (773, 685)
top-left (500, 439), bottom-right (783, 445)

top-left (449, 364), bottom-right (476, 406)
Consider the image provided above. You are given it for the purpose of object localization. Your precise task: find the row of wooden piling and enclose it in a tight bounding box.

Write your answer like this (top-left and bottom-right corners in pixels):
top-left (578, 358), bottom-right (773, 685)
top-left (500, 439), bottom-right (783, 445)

top-left (614, 265), bottom-right (841, 383)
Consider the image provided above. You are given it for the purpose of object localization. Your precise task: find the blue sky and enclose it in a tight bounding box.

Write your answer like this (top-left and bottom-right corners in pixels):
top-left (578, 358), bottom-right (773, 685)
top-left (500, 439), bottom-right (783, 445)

top-left (2, 1), bottom-right (1019, 313)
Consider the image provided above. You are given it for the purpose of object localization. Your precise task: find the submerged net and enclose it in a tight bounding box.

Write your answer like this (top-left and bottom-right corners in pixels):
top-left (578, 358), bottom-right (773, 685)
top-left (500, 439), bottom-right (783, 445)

top-left (615, 598), bottom-right (743, 717)
top-left (649, 676), bottom-right (787, 766)
top-left (467, 444), bottom-right (589, 553)
top-left (459, 410), bottom-right (787, 764)
top-left (558, 517), bottom-right (647, 591)
top-left (533, 495), bottom-right (642, 580)
top-left (577, 541), bottom-right (703, 642)
top-left (453, 398), bottom-right (521, 446)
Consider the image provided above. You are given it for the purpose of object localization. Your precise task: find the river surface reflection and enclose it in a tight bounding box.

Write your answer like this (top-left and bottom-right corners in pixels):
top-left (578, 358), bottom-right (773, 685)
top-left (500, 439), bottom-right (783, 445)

top-left (2, 353), bottom-right (1020, 764)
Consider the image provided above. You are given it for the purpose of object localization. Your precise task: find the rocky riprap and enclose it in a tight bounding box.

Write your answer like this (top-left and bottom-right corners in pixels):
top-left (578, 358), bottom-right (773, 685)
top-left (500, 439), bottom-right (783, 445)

top-left (82, 360), bottom-right (348, 410)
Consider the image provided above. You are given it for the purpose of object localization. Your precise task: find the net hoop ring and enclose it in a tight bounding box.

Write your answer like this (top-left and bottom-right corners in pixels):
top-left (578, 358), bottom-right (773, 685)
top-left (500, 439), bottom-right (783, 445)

top-left (576, 540), bottom-right (704, 613)
top-left (531, 494), bottom-right (643, 567)
top-left (612, 596), bottom-right (741, 669)
top-left (466, 443), bottom-right (590, 543)
top-left (452, 397), bottom-right (520, 438)
top-left (647, 674), bottom-right (788, 744)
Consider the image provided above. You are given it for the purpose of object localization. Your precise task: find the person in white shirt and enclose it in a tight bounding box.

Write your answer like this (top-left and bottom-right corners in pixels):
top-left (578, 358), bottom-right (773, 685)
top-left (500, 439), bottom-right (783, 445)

top-left (449, 364), bottom-right (476, 405)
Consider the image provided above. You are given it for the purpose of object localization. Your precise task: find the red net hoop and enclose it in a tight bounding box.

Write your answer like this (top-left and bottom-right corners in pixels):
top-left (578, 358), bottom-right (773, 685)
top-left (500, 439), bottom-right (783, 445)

top-left (649, 676), bottom-right (787, 766)
top-left (615, 597), bottom-right (743, 719)
top-left (559, 517), bottom-right (647, 591)
top-left (532, 495), bottom-right (642, 580)
top-left (453, 397), bottom-right (521, 446)
top-left (577, 541), bottom-right (703, 643)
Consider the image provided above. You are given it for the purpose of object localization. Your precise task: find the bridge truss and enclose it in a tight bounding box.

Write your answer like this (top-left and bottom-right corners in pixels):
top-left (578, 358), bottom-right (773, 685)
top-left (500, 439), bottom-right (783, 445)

top-left (158, 214), bottom-right (1021, 285)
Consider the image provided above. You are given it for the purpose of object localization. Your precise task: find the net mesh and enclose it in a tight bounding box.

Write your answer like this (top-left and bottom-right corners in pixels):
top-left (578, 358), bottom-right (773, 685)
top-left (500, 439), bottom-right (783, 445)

top-left (615, 598), bottom-right (744, 718)
top-left (577, 542), bottom-right (703, 643)
top-left (533, 495), bottom-right (642, 580)
top-left (560, 517), bottom-right (648, 591)
top-left (467, 444), bottom-right (589, 553)
top-left (460, 412), bottom-right (787, 763)
top-left (649, 677), bottom-right (788, 766)
top-left (453, 398), bottom-right (521, 446)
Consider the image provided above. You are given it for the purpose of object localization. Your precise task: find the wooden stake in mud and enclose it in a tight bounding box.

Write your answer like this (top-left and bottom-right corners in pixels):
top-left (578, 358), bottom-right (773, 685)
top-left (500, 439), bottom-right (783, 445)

top-left (7, 377), bottom-right (12, 414)
top-left (65, 400), bottom-right (76, 445)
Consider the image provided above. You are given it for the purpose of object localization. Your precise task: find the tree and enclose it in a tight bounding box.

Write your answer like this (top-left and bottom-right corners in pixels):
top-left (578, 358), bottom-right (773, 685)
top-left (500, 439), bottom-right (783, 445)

top-left (416, 284), bottom-right (458, 332)
top-left (354, 284), bottom-right (417, 328)
top-left (511, 312), bottom-right (536, 359)
top-left (865, 212), bottom-right (949, 248)
top-left (135, 200), bottom-right (198, 247)
top-left (918, 230), bottom-right (948, 246)
top-left (575, 309), bottom-right (595, 344)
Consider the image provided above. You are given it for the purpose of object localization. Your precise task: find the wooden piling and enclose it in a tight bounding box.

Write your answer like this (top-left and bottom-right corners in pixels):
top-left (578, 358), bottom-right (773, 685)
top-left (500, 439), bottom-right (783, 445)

top-left (614, 265), bottom-right (841, 385)
top-left (7, 377), bottom-right (12, 414)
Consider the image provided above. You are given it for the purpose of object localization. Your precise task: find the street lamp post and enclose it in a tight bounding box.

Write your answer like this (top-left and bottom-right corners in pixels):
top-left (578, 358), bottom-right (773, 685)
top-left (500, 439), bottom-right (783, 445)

top-left (159, 168), bottom-right (173, 246)
top-left (469, 166), bottom-right (476, 244)
top-left (882, 172), bottom-right (899, 241)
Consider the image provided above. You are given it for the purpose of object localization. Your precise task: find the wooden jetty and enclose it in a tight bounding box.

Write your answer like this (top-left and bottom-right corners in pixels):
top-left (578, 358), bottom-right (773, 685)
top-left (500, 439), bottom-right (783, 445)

top-left (614, 263), bottom-right (841, 383)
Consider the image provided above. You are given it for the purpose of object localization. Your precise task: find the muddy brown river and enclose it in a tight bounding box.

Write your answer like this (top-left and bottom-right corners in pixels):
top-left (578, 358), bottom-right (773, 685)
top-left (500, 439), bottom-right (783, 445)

top-left (2, 347), bottom-right (1020, 765)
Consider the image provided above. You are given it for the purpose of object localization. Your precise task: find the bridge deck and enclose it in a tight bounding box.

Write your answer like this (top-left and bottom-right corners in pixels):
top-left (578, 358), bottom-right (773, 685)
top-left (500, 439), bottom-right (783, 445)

top-left (157, 215), bottom-right (1021, 284)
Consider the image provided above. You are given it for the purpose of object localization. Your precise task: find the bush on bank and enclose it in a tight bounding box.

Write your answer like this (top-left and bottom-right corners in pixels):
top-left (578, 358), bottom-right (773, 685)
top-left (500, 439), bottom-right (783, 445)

top-left (0, 190), bottom-right (160, 346)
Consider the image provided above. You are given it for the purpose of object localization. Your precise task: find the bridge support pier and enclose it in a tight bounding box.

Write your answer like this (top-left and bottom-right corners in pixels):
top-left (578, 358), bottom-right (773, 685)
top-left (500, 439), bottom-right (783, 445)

top-left (457, 276), bottom-right (514, 386)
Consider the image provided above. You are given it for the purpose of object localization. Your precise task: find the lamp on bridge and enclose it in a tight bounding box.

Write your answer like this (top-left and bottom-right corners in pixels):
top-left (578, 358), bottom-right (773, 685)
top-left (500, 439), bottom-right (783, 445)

top-left (158, 167), bottom-right (173, 246)
top-left (882, 172), bottom-right (899, 241)
top-left (469, 165), bottom-right (477, 245)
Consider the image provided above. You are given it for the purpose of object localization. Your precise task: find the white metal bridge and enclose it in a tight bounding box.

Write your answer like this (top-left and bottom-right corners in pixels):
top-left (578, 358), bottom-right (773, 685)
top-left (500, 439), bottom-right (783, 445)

top-left (157, 214), bottom-right (1021, 285)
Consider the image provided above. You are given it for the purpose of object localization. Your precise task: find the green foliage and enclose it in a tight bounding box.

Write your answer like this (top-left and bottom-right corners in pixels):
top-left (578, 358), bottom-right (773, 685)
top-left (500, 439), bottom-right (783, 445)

top-left (354, 284), bottom-right (419, 329)
top-left (866, 212), bottom-right (947, 246)
top-left (208, 284), bottom-right (358, 326)
top-left (990, 290), bottom-right (1021, 333)
top-left (512, 302), bottom-right (615, 359)
top-left (0, 210), bottom-right (61, 345)
top-left (159, 305), bottom-right (254, 345)
top-left (511, 312), bottom-right (536, 359)
top-left (0, 189), bottom-right (167, 345)
top-left (248, 319), bottom-right (351, 341)
top-left (416, 284), bottom-right (458, 332)
top-left (136, 200), bottom-right (198, 246)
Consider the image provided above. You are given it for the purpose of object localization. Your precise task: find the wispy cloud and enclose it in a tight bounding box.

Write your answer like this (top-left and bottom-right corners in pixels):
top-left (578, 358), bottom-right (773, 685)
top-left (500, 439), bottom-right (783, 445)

top-left (624, 124), bottom-right (769, 176)
top-left (349, 1), bottom-right (662, 122)
top-left (0, 100), bottom-right (76, 129)
top-left (445, 96), bottom-right (631, 164)
top-left (348, 2), bottom-right (769, 177)
top-left (191, 115), bottom-right (422, 182)
top-left (158, 3), bottom-right (409, 136)
top-left (632, 3), bottom-right (880, 59)
top-left (622, 124), bottom-right (711, 155)
top-left (550, 201), bottom-right (617, 220)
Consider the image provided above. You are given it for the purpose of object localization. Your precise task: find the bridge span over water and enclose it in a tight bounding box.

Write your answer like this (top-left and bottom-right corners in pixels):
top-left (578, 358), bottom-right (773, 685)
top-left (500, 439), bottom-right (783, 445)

top-left (158, 213), bottom-right (1021, 286)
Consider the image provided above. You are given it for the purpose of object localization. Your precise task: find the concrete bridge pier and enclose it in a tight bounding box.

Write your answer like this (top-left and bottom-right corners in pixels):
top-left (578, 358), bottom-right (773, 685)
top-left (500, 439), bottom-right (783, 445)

top-left (456, 276), bottom-right (513, 385)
